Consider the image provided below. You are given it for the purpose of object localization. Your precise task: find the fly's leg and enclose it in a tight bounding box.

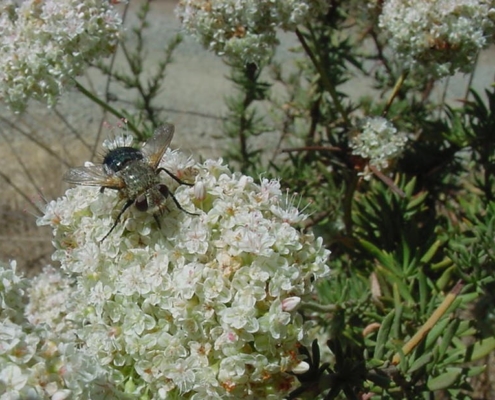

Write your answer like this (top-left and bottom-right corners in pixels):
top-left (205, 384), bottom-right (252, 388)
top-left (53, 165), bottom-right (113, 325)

top-left (153, 214), bottom-right (162, 230)
top-left (100, 199), bottom-right (133, 242)
top-left (169, 192), bottom-right (198, 216)
top-left (157, 168), bottom-right (194, 186)
top-left (157, 183), bottom-right (198, 216)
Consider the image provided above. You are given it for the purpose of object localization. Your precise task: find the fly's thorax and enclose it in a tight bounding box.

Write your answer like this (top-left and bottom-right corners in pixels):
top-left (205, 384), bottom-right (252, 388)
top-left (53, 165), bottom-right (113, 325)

top-left (103, 147), bottom-right (144, 173)
top-left (118, 162), bottom-right (161, 199)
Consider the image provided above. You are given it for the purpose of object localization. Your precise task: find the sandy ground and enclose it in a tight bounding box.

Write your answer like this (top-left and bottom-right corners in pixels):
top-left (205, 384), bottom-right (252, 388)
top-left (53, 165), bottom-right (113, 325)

top-left (1, 0), bottom-right (495, 271)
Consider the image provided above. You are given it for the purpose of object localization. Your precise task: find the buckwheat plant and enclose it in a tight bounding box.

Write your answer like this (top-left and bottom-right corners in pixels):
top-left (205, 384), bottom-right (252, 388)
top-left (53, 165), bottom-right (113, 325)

top-left (0, 0), bottom-right (121, 111)
top-left (36, 138), bottom-right (330, 399)
top-left (0, 261), bottom-right (122, 399)
top-left (176, 0), bottom-right (328, 64)
top-left (379, 0), bottom-right (495, 78)
top-left (350, 117), bottom-right (408, 180)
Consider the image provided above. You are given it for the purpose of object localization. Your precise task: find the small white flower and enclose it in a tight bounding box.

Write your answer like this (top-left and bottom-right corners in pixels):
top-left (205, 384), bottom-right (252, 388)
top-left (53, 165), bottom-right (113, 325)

top-left (52, 390), bottom-right (72, 400)
top-left (259, 299), bottom-right (292, 340)
top-left (0, 364), bottom-right (28, 392)
top-left (292, 361), bottom-right (310, 374)
top-left (193, 180), bottom-right (207, 201)
top-left (282, 296), bottom-right (302, 312)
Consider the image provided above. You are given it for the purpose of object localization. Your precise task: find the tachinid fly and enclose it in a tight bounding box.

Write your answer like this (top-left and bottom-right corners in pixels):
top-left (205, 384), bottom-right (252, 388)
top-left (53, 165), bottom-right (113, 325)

top-left (63, 124), bottom-right (196, 241)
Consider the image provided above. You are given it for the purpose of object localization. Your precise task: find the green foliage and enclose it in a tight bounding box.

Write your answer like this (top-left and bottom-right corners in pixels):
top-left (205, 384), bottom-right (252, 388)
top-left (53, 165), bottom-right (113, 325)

top-left (217, 3), bottom-right (495, 399)
top-left (223, 61), bottom-right (272, 174)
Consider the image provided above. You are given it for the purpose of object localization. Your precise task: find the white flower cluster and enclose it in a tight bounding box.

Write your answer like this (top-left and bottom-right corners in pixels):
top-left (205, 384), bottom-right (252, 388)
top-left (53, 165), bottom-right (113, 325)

top-left (37, 147), bottom-right (330, 399)
top-left (0, 0), bottom-right (122, 111)
top-left (379, 0), bottom-right (495, 78)
top-left (350, 117), bottom-right (408, 180)
top-left (26, 266), bottom-right (77, 340)
top-left (0, 262), bottom-right (122, 399)
top-left (176, 0), bottom-right (328, 64)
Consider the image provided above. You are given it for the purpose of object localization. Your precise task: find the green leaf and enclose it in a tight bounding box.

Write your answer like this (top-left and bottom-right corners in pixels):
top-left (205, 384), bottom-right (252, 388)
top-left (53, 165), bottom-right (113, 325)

top-left (392, 303), bottom-right (404, 338)
top-left (420, 240), bottom-right (442, 264)
top-left (436, 266), bottom-right (455, 291)
top-left (405, 190), bottom-right (428, 211)
top-left (408, 352), bottom-right (433, 373)
top-left (438, 318), bottom-right (460, 359)
top-left (467, 365), bottom-right (486, 377)
top-left (374, 310), bottom-right (395, 360)
top-left (468, 336), bottom-right (495, 361)
top-left (425, 317), bottom-right (451, 349)
top-left (427, 368), bottom-right (462, 390)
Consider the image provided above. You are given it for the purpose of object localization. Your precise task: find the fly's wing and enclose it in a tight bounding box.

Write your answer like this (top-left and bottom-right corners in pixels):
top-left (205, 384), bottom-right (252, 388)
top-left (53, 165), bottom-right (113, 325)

top-left (141, 124), bottom-right (174, 169)
top-left (63, 164), bottom-right (125, 189)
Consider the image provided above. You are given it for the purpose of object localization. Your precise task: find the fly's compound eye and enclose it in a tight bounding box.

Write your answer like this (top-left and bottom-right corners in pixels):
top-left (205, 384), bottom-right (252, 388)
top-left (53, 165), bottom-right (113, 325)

top-left (158, 184), bottom-right (170, 198)
top-left (135, 195), bottom-right (149, 212)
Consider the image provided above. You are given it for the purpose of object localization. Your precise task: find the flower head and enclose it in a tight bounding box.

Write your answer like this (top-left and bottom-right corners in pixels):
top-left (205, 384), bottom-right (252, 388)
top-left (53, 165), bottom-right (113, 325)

top-left (379, 0), bottom-right (495, 78)
top-left (176, 0), bottom-right (328, 64)
top-left (0, 0), bottom-right (122, 111)
top-left (350, 117), bottom-right (408, 180)
top-left (38, 144), bottom-right (330, 398)
top-left (0, 261), bottom-right (122, 399)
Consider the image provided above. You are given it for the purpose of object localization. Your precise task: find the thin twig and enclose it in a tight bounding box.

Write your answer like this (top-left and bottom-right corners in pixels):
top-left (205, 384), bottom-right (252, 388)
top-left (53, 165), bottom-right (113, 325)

top-left (392, 280), bottom-right (463, 365)
top-left (73, 79), bottom-right (140, 138)
top-left (114, 98), bottom-right (226, 121)
top-left (382, 71), bottom-right (407, 117)
top-left (0, 116), bottom-right (69, 167)
top-left (0, 236), bottom-right (50, 242)
top-left (52, 106), bottom-right (92, 152)
top-left (92, 0), bottom-right (132, 159)
top-left (0, 170), bottom-right (38, 212)
top-left (295, 28), bottom-right (349, 125)
top-left (0, 129), bottom-right (44, 196)
top-left (281, 145), bottom-right (343, 153)
top-left (463, 52), bottom-right (479, 102)
top-left (369, 165), bottom-right (405, 198)
top-left (438, 77), bottom-right (450, 119)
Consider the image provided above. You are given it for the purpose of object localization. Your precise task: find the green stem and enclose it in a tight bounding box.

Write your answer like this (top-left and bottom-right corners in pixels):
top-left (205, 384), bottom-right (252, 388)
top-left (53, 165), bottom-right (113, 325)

top-left (295, 28), bottom-right (349, 125)
top-left (72, 79), bottom-right (140, 137)
top-left (382, 71), bottom-right (407, 117)
top-left (302, 301), bottom-right (340, 313)
top-left (343, 173), bottom-right (358, 236)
